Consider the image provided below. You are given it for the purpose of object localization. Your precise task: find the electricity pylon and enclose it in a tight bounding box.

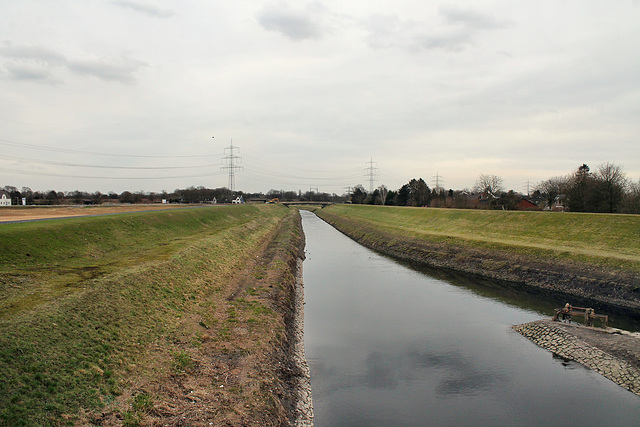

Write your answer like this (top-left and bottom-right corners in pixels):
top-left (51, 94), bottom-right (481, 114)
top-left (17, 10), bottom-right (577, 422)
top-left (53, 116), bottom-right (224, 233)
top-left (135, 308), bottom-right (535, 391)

top-left (364, 158), bottom-right (379, 193)
top-left (221, 140), bottom-right (243, 192)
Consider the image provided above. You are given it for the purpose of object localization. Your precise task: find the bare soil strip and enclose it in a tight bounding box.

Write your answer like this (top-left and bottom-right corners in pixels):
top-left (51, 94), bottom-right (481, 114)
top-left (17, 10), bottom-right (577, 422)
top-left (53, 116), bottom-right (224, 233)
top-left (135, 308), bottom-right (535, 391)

top-left (0, 205), bottom-right (191, 223)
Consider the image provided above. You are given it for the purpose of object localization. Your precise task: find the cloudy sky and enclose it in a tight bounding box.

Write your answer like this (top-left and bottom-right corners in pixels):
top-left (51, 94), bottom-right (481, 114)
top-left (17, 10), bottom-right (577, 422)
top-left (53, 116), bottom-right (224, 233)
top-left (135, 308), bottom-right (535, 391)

top-left (1, 0), bottom-right (639, 195)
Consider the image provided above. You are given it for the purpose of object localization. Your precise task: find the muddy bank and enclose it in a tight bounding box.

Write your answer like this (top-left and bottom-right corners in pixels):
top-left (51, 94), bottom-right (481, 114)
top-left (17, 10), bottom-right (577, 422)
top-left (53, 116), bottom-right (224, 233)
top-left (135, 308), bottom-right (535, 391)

top-left (514, 319), bottom-right (640, 395)
top-left (316, 212), bottom-right (640, 313)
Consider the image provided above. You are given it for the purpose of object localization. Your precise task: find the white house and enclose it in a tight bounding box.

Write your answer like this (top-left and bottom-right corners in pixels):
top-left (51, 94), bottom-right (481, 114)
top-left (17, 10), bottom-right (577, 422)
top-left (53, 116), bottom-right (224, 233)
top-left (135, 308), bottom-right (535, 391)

top-left (0, 190), bottom-right (11, 206)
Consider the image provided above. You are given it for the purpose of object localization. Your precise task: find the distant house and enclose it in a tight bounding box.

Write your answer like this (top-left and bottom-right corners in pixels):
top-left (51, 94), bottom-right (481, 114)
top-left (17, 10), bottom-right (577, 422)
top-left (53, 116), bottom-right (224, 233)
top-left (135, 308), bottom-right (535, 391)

top-left (0, 190), bottom-right (11, 206)
top-left (516, 198), bottom-right (539, 210)
top-left (552, 194), bottom-right (568, 212)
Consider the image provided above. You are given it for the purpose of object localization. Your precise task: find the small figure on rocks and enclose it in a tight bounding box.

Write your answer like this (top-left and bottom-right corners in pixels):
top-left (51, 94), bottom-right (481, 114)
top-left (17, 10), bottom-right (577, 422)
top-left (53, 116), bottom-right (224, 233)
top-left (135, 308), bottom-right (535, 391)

top-left (585, 308), bottom-right (594, 327)
top-left (560, 303), bottom-right (572, 323)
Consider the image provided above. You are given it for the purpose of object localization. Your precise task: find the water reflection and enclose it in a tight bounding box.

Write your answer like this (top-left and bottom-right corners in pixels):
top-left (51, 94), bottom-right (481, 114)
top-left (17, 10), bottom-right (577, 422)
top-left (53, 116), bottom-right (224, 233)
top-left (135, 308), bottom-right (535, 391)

top-left (301, 211), bottom-right (640, 426)
top-left (408, 350), bottom-right (505, 397)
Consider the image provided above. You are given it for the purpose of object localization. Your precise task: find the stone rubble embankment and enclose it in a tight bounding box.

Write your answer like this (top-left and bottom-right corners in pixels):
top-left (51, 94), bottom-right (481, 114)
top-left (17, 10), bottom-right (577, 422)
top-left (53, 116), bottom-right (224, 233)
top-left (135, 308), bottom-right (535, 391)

top-left (288, 259), bottom-right (314, 426)
top-left (514, 319), bottom-right (640, 396)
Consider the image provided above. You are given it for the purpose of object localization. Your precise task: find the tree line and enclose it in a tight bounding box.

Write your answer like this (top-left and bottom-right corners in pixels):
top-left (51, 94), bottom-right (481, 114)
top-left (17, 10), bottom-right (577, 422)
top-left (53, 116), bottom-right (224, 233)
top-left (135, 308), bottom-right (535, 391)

top-left (348, 162), bottom-right (640, 214)
top-left (2, 162), bottom-right (638, 213)
top-left (0, 186), bottom-right (349, 206)
top-left (535, 163), bottom-right (639, 213)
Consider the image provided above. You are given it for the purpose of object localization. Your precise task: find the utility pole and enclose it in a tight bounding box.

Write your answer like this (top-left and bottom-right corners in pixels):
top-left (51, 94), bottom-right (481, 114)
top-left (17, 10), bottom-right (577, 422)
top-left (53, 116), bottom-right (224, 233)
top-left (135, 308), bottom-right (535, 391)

top-left (221, 139), bottom-right (243, 193)
top-left (364, 158), bottom-right (379, 193)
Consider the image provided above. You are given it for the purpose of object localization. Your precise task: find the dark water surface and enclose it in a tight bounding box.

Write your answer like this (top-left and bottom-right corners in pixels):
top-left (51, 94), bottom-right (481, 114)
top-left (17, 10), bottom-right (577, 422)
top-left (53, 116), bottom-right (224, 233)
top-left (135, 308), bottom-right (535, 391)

top-left (300, 211), bottom-right (640, 427)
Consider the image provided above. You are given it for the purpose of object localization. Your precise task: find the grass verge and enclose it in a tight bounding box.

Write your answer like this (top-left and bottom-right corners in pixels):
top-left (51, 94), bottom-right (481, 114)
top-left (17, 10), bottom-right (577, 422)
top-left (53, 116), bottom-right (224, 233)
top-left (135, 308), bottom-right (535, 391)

top-left (317, 204), bottom-right (640, 271)
top-left (0, 204), bottom-right (303, 426)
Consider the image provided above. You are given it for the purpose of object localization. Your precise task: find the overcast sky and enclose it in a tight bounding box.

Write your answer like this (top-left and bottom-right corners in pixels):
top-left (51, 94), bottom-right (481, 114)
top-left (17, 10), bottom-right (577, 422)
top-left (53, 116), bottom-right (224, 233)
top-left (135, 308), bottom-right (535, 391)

top-left (1, 0), bottom-right (639, 195)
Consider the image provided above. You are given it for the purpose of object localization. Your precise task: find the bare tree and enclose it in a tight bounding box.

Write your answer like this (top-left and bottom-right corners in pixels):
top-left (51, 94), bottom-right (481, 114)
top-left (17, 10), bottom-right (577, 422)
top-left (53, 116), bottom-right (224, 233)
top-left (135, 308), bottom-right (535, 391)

top-left (376, 185), bottom-right (388, 205)
top-left (594, 162), bottom-right (628, 213)
top-left (536, 176), bottom-right (570, 209)
top-left (473, 174), bottom-right (504, 199)
top-left (622, 179), bottom-right (640, 213)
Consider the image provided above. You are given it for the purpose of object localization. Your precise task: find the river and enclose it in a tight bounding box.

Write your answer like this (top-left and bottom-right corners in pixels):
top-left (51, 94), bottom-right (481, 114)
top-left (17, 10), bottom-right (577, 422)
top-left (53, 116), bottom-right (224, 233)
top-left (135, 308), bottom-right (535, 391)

top-left (300, 210), bottom-right (640, 426)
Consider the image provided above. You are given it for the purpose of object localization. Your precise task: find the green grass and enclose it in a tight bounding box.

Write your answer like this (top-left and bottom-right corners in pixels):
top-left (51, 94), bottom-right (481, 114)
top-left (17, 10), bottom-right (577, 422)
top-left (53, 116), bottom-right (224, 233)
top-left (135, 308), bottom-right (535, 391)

top-left (0, 204), bottom-right (290, 426)
top-left (317, 204), bottom-right (640, 272)
top-left (0, 205), bottom-right (266, 318)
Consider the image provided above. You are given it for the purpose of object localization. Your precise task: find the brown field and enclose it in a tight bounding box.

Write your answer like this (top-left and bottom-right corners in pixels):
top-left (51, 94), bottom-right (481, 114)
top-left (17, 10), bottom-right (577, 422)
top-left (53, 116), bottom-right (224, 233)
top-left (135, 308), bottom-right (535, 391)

top-left (0, 204), bottom-right (196, 223)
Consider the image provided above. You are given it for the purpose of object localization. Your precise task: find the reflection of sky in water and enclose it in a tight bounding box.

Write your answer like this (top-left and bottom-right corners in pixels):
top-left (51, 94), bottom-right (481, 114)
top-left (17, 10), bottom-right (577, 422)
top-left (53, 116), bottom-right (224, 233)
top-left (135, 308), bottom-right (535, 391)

top-left (301, 211), bottom-right (640, 427)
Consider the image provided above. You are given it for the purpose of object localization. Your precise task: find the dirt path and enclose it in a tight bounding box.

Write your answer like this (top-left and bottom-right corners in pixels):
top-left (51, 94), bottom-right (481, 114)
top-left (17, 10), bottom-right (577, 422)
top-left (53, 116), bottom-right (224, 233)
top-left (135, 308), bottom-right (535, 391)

top-left (0, 205), bottom-right (200, 223)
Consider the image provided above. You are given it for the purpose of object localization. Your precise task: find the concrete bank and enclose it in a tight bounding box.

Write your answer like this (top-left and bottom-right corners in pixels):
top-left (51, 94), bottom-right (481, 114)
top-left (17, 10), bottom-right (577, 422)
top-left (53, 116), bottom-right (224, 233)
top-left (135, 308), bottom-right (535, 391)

top-left (514, 319), bottom-right (640, 396)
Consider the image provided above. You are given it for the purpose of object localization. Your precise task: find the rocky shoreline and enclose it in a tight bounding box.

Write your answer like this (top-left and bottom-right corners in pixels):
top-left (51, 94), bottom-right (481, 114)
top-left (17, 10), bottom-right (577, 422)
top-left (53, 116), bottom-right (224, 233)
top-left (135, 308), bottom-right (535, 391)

top-left (514, 319), bottom-right (640, 395)
top-left (287, 259), bottom-right (314, 426)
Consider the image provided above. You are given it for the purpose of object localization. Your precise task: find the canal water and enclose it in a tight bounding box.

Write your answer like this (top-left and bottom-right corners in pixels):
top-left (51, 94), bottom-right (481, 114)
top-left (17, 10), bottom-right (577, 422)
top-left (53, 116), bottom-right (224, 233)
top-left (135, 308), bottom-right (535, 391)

top-left (300, 211), bottom-right (640, 426)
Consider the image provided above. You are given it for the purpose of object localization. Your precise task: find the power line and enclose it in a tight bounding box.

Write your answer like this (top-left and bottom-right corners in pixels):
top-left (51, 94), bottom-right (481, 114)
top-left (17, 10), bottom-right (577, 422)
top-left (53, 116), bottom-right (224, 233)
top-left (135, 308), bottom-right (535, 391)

top-left (0, 167), bottom-right (220, 180)
top-left (0, 137), bottom-right (218, 158)
top-left (1, 154), bottom-right (218, 170)
top-left (220, 140), bottom-right (243, 192)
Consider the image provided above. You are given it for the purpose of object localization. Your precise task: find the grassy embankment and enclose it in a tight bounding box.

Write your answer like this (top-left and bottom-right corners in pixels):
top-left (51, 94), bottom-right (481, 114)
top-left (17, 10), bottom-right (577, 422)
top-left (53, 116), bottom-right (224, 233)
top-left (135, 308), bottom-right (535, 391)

top-left (316, 205), bottom-right (640, 307)
top-left (317, 204), bottom-right (640, 270)
top-left (0, 204), bottom-right (303, 426)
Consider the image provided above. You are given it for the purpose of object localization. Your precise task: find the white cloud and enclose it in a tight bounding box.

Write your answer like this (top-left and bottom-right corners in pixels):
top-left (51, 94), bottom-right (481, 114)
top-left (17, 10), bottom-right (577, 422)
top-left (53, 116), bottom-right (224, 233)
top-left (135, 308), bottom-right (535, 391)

top-left (438, 5), bottom-right (510, 30)
top-left (67, 56), bottom-right (147, 85)
top-left (0, 41), bottom-right (147, 85)
top-left (4, 62), bottom-right (58, 82)
top-left (0, 41), bottom-right (67, 66)
top-left (111, 0), bottom-right (176, 18)
top-left (0, 41), bottom-right (66, 83)
top-left (257, 2), bottom-right (327, 41)
top-left (362, 5), bottom-right (508, 53)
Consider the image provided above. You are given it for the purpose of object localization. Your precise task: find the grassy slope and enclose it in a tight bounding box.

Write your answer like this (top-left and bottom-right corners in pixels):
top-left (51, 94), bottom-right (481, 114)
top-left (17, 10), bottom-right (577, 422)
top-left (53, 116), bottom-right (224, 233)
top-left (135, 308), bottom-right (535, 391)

top-left (318, 204), bottom-right (640, 272)
top-left (0, 205), bottom-right (298, 426)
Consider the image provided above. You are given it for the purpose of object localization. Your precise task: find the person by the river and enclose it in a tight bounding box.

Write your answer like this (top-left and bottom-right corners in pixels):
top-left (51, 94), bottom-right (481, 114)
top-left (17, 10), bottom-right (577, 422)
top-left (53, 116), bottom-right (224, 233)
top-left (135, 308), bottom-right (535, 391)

top-left (553, 303), bottom-right (573, 323)
top-left (560, 303), bottom-right (572, 322)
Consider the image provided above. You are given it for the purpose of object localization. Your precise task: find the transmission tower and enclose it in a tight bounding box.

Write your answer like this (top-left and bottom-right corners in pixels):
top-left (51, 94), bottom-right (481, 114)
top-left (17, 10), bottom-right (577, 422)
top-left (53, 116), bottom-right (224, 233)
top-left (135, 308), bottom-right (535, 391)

top-left (220, 140), bottom-right (243, 192)
top-left (364, 158), bottom-right (379, 193)
top-left (524, 179), bottom-right (532, 196)
top-left (433, 172), bottom-right (445, 192)
top-left (309, 186), bottom-right (318, 201)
